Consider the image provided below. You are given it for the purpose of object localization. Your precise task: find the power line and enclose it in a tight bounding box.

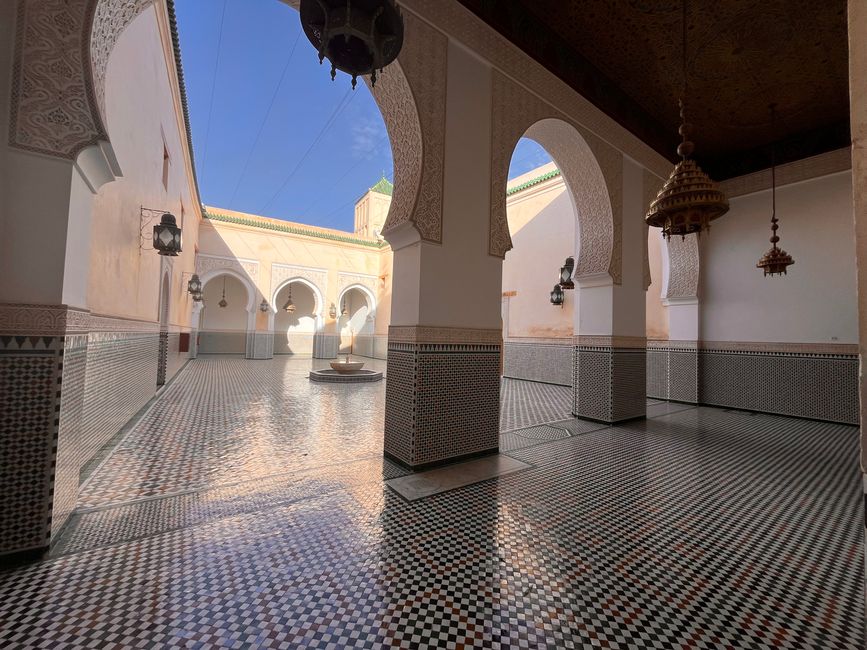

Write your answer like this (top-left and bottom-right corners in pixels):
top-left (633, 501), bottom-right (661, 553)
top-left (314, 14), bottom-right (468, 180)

top-left (227, 26), bottom-right (303, 207)
top-left (259, 87), bottom-right (355, 213)
top-left (201, 0), bottom-right (229, 176)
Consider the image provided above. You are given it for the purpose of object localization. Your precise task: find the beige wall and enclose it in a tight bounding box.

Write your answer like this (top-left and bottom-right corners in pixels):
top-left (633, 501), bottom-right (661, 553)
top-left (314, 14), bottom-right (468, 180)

top-left (198, 209), bottom-right (389, 341)
top-left (502, 164), bottom-right (575, 338)
top-left (701, 171), bottom-right (856, 344)
top-left (89, 5), bottom-right (200, 329)
top-left (646, 230), bottom-right (669, 339)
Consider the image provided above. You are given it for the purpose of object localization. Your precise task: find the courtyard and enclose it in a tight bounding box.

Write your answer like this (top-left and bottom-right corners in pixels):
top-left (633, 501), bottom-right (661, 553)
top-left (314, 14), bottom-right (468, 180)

top-left (0, 357), bottom-right (862, 647)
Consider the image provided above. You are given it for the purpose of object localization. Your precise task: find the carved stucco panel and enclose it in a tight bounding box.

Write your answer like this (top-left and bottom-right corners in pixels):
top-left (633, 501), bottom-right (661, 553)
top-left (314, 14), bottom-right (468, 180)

top-left (664, 234), bottom-right (700, 300)
top-left (490, 72), bottom-right (618, 282)
top-left (90, 0), bottom-right (153, 124)
top-left (196, 255), bottom-right (259, 283)
top-left (270, 264), bottom-right (327, 301)
top-left (374, 12), bottom-right (446, 244)
top-left (337, 273), bottom-right (378, 296)
top-left (9, 0), bottom-right (107, 158)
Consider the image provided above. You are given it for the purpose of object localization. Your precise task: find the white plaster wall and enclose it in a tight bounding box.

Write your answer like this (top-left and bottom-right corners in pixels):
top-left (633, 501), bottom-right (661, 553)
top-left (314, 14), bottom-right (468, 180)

top-left (502, 173), bottom-right (574, 338)
top-left (200, 275), bottom-right (249, 331)
top-left (701, 171), bottom-right (856, 343)
top-left (646, 230), bottom-right (669, 339)
top-left (89, 5), bottom-right (199, 326)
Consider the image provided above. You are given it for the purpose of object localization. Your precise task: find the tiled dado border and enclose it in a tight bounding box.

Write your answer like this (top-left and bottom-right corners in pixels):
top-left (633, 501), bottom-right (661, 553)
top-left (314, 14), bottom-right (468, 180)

top-left (647, 339), bottom-right (859, 424)
top-left (385, 326), bottom-right (501, 469)
top-left (503, 337), bottom-right (572, 386)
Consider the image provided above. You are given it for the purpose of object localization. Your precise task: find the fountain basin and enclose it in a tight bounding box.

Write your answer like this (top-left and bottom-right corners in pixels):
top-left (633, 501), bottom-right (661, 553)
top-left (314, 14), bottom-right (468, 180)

top-left (309, 368), bottom-right (382, 383)
top-left (330, 361), bottom-right (365, 373)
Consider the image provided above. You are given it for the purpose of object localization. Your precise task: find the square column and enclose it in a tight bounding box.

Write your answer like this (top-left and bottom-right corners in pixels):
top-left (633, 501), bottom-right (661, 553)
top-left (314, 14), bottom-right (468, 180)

top-left (385, 327), bottom-right (501, 468)
top-left (574, 336), bottom-right (646, 422)
top-left (0, 305), bottom-right (89, 560)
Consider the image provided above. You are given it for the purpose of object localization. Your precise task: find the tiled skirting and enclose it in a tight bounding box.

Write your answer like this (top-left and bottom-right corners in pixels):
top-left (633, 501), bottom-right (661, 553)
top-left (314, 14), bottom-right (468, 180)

top-left (352, 335), bottom-right (388, 360)
top-left (312, 332), bottom-right (338, 359)
top-left (503, 339), bottom-right (572, 386)
top-left (573, 344), bottom-right (647, 423)
top-left (647, 341), bottom-right (859, 424)
top-left (699, 348), bottom-right (858, 424)
top-left (80, 332), bottom-right (160, 475)
top-left (0, 304), bottom-right (172, 558)
top-left (198, 330), bottom-right (247, 354)
top-left (385, 327), bottom-right (502, 468)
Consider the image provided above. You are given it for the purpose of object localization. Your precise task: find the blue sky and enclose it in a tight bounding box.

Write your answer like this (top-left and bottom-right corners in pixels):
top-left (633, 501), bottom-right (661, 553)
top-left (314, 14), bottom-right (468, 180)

top-left (175, 0), bottom-right (550, 232)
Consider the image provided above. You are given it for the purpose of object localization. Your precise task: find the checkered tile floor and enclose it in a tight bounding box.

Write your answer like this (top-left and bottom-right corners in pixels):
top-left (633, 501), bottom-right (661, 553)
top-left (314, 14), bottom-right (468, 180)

top-left (0, 357), bottom-right (862, 648)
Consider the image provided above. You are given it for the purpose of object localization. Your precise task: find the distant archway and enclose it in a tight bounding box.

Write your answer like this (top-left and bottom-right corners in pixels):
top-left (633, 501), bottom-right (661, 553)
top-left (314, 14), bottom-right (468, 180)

top-left (337, 286), bottom-right (376, 357)
top-left (197, 269), bottom-right (256, 354)
top-left (157, 269), bottom-right (170, 385)
top-left (270, 279), bottom-right (322, 355)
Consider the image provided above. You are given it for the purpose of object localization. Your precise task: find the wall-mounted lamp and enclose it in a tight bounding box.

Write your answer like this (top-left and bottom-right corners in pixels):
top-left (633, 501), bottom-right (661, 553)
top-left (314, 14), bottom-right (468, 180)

top-left (259, 299), bottom-right (270, 312)
top-left (558, 256), bottom-right (575, 290)
top-left (329, 303), bottom-right (337, 319)
top-left (550, 284), bottom-right (565, 306)
top-left (187, 273), bottom-right (202, 295)
top-left (152, 213), bottom-right (182, 256)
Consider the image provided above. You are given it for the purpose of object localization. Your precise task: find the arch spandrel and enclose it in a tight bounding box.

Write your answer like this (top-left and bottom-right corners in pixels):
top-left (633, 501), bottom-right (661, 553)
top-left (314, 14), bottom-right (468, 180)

top-left (491, 72), bottom-right (621, 283)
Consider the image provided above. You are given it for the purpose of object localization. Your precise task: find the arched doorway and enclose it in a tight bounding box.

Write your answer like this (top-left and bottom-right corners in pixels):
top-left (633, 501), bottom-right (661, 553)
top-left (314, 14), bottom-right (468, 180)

top-left (271, 279), bottom-right (322, 355)
top-left (336, 285), bottom-right (376, 357)
top-left (500, 136), bottom-right (576, 389)
top-left (197, 271), bottom-right (256, 354)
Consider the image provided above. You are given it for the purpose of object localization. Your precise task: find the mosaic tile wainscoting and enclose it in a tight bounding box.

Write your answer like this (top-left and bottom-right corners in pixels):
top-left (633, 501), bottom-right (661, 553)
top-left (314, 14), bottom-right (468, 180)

top-left (385, 327), bottom-right (501, 468)
top-left (503, 338), bottom-right (572, 386)
top-left (699, 342), bottom-right (859, 424)
top-left (0, 305), bottom-right (90, 558)
top-left (646, 340), bottom-right (699, 403)
top-left (573, 336), bottom-right (647, 423)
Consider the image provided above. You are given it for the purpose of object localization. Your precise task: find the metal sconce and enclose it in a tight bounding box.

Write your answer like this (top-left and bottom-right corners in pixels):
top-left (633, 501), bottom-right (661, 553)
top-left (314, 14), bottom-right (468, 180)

top-left (186, 273), bottom-right (203, 302)
top-left (559, 256), bottom-right (575, 290)
top-left (152, 213), bottom-right (182, 256)
top-left (329, 303), bottom-right (337, 319)
top-left (259, 299), bottom-right (270, 312)
top-left (550, 284), bottom-right (565, 306)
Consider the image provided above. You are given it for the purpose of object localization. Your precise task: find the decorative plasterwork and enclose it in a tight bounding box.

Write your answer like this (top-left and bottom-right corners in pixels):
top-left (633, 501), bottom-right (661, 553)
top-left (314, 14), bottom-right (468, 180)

top-left (196, 254), bottom-right (259, 282)
top-left (337, 272), bottom-right (378, 296)
top-left (397, 0), bottom-right (669, 177)
top-left (373, 12), bottom-right (446, 244)
top-left (9, 0), bottom-right (108, 158)
top-left (573, 335), bottom-right (647, 349)
top-left (389, 326), bottom-right (503, 345)
top-left (489, 74), bottom-right (621, 283)
top-left (271, 264), bottom-right (327, 300)
top-left (90, 0), bottom-right (153, 124)
top-left (663, 235), bottom-right (700, 300)
top-left (0, 304), bottom-right (161, 335)
top-left (720, 147), bottom-right (852, 198)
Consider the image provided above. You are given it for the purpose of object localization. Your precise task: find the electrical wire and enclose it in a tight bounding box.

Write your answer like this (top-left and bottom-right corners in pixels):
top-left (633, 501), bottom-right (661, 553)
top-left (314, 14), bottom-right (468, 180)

top-left (201, 0), bottom-right (229, 176)
top-left (259, 87), bottom-right (355, 213)
top-left (227, 26), bottom-right (303, 206)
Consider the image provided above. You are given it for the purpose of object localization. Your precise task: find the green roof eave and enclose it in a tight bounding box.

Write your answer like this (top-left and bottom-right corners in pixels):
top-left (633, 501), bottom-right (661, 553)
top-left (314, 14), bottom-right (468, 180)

top-left (204, 211), bottom-right (385, 249)
top-left (506, 168), bottom-right (562, 196)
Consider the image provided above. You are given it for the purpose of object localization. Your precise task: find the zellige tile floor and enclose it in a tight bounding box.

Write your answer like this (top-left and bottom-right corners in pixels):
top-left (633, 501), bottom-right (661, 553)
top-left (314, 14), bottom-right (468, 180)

top-left (0, 356), bottom-right (863, 648)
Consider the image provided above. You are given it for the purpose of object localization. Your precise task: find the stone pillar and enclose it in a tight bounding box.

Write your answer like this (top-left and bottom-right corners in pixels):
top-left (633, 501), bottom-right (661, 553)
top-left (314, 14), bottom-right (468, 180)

top-left (572, 158), bottom-right (648, 422)
top-left (847, 0), bottom-right (867, 612)
top-left (383, 40), bottom-right (502, 468)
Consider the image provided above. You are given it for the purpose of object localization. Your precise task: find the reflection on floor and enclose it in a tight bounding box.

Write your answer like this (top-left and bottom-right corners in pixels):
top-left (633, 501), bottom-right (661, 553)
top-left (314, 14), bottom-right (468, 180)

top-left (0, 356), bottom-right (863, 648)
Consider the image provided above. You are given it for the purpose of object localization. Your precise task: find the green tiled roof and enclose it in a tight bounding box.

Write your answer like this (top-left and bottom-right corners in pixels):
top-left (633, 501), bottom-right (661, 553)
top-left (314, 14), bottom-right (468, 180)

top-left (507, 168), bottom-right (561, 196)
top-left (204, 211), bottom-right (384, 249)
top-left (370, 176), bottom-right (394, 196)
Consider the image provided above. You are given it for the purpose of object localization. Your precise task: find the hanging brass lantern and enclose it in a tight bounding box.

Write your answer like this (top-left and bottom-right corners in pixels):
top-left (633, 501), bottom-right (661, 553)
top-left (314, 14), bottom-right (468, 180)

top-left (645, 0), bottom-right (728, 239)
top-left (757, 105), bottom-right (794, 276)
top-left (218, 276), bottom-right (228, 308)
top-left (282, 284), bottom-right (296, 313)
top-left (300, 0), bottom-right (404, 89)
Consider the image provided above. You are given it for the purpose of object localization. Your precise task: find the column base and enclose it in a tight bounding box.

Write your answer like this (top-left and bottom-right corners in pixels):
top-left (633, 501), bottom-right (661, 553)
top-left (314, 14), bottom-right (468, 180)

top-left (384, 327), bottom-right (501, 468)
top-left (573, 337), bottom-right (646, 423)
top-left (647, 340), bottom-right (699, 404)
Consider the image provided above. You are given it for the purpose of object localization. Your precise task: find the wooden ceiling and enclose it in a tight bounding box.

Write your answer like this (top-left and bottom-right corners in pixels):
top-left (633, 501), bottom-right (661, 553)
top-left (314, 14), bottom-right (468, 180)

top-left (456, 0), bottom-right (850, 179)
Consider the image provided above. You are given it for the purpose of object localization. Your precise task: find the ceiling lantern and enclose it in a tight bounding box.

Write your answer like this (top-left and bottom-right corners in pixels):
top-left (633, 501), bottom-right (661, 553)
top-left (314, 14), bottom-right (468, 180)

top-left (282, 285), bottom-right (296, 313)
top-left (300, 0), bottom-right (404, 89)
top-left (757, 104), bottom-right (794, 276)
top-left (645, 0), bottom-right (729, 240)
